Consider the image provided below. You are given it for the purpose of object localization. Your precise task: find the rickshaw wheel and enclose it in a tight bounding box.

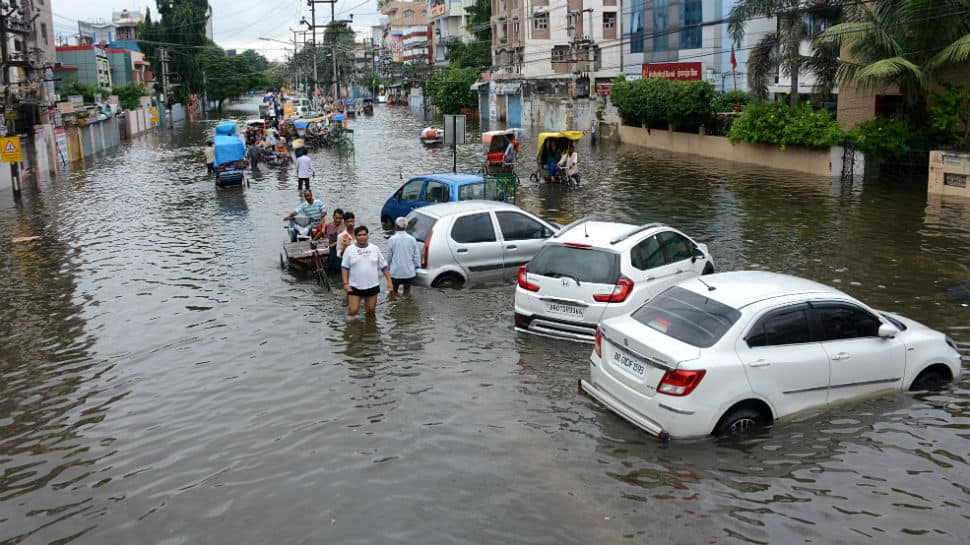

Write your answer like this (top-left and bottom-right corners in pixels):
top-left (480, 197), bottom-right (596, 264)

top-left (280, 253), bottom-right (287, 270)
top-left (316, 270), bottom-right (331, 290)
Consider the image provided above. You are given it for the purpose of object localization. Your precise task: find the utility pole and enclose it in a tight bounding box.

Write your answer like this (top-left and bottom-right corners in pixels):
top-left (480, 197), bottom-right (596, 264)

top-left (160, 48), bottom-right (173, 128)
top-left (1, 2), bottom-right (33, 196)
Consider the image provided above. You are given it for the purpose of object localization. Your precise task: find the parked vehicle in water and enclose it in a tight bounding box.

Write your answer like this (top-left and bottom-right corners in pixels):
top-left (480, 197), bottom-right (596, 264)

top-left (404, 201), bottom-right (559, 288)
top-left (382, 173), bottom-right (518, 227)
top-left (419, 127), bottom-right (444, 147)
top-left (580, 271), bottom-right (964, 440)
top-left (213, 120), bottom-right (246, 187)
top-left (362, 97), bottom-right (374, 115)
top-left (514, 219), bottom-right (714, 342)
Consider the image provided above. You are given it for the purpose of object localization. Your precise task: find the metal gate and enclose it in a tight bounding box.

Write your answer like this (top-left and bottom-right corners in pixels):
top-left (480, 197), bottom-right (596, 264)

top-left (507, 95), bottom-right (521, 127)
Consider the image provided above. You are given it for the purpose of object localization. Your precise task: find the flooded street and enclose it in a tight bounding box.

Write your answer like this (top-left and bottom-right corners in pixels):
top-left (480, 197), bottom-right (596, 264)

top-left (1, 98), bottom-right (968, 544)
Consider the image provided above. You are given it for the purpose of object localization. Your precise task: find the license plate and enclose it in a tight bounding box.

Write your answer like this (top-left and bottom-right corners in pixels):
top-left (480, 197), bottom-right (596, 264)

top-left (612, 349), bottom-right (646, 378)
top-left (547, 303), bottom-right (584, 317)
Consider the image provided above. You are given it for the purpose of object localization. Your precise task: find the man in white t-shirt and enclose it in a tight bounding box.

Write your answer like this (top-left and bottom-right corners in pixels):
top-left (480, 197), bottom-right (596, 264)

top-left (341, 225), bottom-right (393, 316)
top-left (295, 152), bottom-right (313, 190)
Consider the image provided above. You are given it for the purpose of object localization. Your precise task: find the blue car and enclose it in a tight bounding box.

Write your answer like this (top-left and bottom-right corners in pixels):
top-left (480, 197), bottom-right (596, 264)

top-left (381, 173), bottom-right (497, 227)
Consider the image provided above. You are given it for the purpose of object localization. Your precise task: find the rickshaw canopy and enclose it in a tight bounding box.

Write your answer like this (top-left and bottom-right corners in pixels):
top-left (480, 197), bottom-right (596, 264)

top-left (536, 131), bottom-right (583, 152)
top-left (482, 128), bottom-right (522, 153)
top-left (294, 119), bottom-right (309, 129)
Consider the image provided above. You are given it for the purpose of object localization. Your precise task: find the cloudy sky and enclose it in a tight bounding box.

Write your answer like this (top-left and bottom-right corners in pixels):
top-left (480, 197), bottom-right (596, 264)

top-left (51, 0), bottom-right (384, 60)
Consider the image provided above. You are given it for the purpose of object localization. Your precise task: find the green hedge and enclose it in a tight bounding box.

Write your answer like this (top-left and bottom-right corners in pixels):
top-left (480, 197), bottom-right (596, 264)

top-left (612, 78), bottom-right (714, 130)
top-left (728, 102), bottom-right (845, 150)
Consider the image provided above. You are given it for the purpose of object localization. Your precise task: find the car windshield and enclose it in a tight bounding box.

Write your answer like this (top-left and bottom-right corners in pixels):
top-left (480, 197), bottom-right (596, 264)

top-left (631, 286), bottom-right (741, 348)
top-left (407, 213), bottom-right (436, 242)
top-left (528, 245), bottom-right (619, 285)
top-left (458, 183), bottom-right (485, 200)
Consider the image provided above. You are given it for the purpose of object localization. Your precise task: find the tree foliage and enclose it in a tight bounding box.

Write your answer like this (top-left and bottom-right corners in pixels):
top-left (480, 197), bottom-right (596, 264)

top-left (466, 0), bottom-right (492, 42)
top-left (817, 0), bottom-right (970, 127)
top-left (728, 101), bottom-right (845, 149)
top-left (611, 78), bottom-right (715, 130)
top-left (62, 81), bottom-right (100, 103)
top-left (445, 39), bottom-right (491, 70)
top-left (112, 83), bottom-right (149, 110)
top-left (139, 1), bottom-right (211, 104)
top-left (728, 1), bottom-right (840, 104)
top-left (201, 46), bottom-right (266, 112)
top-left (428, 67), bottom-right (479, 114)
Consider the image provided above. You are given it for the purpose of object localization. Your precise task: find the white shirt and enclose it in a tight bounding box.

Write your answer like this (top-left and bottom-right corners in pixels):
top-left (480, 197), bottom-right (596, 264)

top-left (296, 155), bottom-right (313, 178)
top-left (341, 243), bottom-right (388, 289)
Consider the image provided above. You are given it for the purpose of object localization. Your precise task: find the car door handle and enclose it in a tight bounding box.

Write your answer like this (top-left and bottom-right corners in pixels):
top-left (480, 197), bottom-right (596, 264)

top-left (506, 245), bottom-right (517, 250)
top-left (831, 353), bottom-right (851, 361)
top-left (749, 359), bottom-right (771, 368)
top-left (456, 248), bottom-right (468, 253)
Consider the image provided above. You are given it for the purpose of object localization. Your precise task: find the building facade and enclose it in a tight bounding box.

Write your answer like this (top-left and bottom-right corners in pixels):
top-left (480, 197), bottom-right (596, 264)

top-left (382, 1), bottom-right (430, 63)
top-left (113, 9), bottom-right (144, 41)
top-left (56, 46), bottom-right (113, 91)
top-left (428, 0), bottom-right (477, 66)
top-left (78, 20), bottom-right (115, 46)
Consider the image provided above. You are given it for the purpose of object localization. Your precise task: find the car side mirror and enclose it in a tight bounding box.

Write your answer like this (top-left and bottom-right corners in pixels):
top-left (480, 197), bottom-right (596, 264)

top-left (691, 247), bottom-right (705, 263)
top-left (878, 323), bottom-right (899, 339)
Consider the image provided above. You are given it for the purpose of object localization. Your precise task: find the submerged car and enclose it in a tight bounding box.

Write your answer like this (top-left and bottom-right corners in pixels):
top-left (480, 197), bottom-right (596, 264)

top-left (514, 219), bottom-right (714, 342)
top-left (405, 201), bottom-right (558, 288)
top-left (580, 271), bottom-right (963, 440)
top-left (382, 173), bottom-right (511, 227)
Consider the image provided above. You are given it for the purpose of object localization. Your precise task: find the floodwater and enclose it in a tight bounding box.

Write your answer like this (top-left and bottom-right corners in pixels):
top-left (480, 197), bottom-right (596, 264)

top-left (1, 98), bottom-right (968, 544)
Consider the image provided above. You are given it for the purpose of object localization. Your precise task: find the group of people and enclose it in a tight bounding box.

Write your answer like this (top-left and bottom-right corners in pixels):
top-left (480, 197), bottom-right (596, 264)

top-left (284, 190), bottom-right (421, 316)
top-left (540, 139), bottom-right (581, 185)
top-left (245, 125), bottom-right (290, 168)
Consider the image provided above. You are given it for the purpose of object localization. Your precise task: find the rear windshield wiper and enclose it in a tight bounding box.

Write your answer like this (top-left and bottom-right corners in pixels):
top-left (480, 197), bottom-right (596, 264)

top-left (543, 272), bottom-right (581, 286)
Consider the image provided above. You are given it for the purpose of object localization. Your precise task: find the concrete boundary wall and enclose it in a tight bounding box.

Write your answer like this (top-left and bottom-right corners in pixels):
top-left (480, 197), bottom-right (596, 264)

top-left (618, 125), bottom-right (838, 176)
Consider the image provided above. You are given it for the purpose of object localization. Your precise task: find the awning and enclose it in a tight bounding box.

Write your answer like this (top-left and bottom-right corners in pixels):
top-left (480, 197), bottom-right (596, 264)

top-left (470, 80), bottom-right (489, 91)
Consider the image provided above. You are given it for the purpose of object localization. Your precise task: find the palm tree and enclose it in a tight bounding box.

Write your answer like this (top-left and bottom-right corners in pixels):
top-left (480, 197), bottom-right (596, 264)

top-left (728, 0), bottom-right (841, 106)
top-left (816, 0), bottom-right (970, 125)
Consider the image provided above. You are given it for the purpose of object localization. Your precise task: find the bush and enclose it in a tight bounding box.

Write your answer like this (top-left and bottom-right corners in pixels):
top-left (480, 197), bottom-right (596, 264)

top-left (667, 80), bottom-right (715, 131)
top-left (729, 101), bottom-right (845, 149)
top-left (711, 91), bottom-right (755, 114)
top-left (61, 81), bottom-right (100, 103)
top-left (848, 118), bottom-right (919, 160)
top-left (112, 83), bottom-right (149, 111)
top-left (927, 81), bottom-right (970, 150)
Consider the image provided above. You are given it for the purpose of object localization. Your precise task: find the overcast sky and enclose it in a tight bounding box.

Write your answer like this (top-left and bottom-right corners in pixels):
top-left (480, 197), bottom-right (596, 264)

top-left (51, 0), bottom-right (383, 61)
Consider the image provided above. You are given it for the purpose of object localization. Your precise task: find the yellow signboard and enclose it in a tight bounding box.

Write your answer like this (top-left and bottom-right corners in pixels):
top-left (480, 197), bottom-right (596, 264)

top-left (149, 108), bottom-right (159, 123)
top-left (0, 136), bottom-right (23, 163)
top-left (283, 102), bottom-right (295, 117)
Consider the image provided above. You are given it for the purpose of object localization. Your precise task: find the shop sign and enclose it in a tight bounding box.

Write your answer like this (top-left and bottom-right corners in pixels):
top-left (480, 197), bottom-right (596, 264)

top-left (596, 83), bottom-right (613, 96)
top-left (642, 62), bottom-right (703, 81)
top-left (431, 4), bottom-right (447, 17)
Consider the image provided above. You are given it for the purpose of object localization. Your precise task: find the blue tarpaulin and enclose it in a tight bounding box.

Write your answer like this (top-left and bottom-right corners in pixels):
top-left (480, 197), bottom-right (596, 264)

top-left (213, 135), bottom-right (245, 167)
top-left (215, 121), bottom-right (237, 136)
top-left (333, 114), bottom-right (345, 122)
top-left (294, 120), bottom-right (309, 129)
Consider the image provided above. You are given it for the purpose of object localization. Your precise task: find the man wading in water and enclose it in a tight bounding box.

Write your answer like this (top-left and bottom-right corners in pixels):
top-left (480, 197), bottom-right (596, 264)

top-left (341, 225), bottom-right (392, 316)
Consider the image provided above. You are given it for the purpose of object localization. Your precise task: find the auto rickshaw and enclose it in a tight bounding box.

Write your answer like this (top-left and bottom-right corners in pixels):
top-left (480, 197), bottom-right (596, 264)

top-left (530, 131), bottom-right (583, 184)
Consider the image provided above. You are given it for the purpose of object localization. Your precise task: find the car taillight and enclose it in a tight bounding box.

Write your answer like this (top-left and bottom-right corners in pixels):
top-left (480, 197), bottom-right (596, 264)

top-left (517, 265), bottom-right (539, 292)
top-left (594, 327), bottom-right (602, 358)
top-left (593, 277), bottom-right (633, 303)
top-left (657, 369), bottom-right (706, 396)
top-left (421, 229), bottom-right (433, 268)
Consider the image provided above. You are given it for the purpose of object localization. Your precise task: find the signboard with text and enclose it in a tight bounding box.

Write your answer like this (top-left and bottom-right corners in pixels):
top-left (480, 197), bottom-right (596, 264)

top-left (642, 62), bottom-right (703, 81)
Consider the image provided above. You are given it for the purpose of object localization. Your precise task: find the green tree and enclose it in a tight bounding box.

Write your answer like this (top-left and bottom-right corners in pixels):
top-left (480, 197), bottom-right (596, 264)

top-left (200, 46), bottom-right (263, 113)
top-left (465, 0), bottom-right (492, 42)
top-left (428, 67), bottom-right (479, 114)
top-left (445, 39), bottom-right (491, 69)
top-left (817, 0), bottom-right (970, 127)
top-left (728, 0), bottom-right (840, 104)
top-left (237, 49), bottom-right (270, 72)
top-left (139, 1), bottom-right (211, 104)
top-left (62, 81), bottom-right (100, 103)
top-left (111, 83), bottom-right (149, 110)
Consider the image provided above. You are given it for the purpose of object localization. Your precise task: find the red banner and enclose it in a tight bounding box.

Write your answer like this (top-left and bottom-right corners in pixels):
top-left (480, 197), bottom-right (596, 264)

top-left (595, 83), bottom-right (613, 96)
top-left (642, 62), bottom-right (703, 81)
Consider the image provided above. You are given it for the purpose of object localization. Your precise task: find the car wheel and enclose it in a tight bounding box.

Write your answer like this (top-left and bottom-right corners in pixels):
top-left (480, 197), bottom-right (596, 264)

top-left (713, 406), bottom-right (767, 437)
top-left (432, 273), bottom-right (464, 289)
top-left (702, 262), bottom-right (715, 275)
top-left (909, 365), bottom-right (952, 391)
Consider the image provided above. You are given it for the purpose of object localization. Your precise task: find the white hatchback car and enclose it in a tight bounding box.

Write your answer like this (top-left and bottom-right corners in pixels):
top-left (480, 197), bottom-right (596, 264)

top-left (580, 271), bottom-right (963, 440)
top-left (514, 220), bottom-right (714, 342)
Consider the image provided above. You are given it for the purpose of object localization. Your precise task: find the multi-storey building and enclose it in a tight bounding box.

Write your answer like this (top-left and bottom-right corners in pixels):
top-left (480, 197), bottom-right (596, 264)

top-left (112, 9), bottom-right (143, 42)
top-left (55, 45), bottom-right (113, 90)
top-left (428, 0), bottom-right (477, 66)
top-left (382, 1), bottom-right (430, 64)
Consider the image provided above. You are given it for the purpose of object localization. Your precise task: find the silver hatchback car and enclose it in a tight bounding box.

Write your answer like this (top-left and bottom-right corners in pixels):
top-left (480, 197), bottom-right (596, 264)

top-left (405, 201), bottom-right (559, 288)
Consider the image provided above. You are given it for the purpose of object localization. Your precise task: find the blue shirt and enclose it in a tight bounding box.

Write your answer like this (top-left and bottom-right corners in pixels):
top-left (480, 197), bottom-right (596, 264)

top-left (296, 199), bottom-right (326, 223)
top-left (386, 231), bottom-right (420, 279)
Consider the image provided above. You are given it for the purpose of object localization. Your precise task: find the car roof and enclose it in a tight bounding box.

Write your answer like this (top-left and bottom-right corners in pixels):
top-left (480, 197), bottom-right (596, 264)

top-left (415, 173), bottom-right (484, 185)
top-left (553, 220), bottom-right (676, 249)
top-left (678, 271), bottom-right (846, 309)
top-left (410, 200), bottom-right (525, 218)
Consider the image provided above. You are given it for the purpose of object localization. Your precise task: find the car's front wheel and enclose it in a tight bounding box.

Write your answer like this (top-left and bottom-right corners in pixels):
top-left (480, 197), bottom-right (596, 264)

top-left (909, 364), bottom-right (953, 391)
top-left (713, 405), bottom-right (770, 437)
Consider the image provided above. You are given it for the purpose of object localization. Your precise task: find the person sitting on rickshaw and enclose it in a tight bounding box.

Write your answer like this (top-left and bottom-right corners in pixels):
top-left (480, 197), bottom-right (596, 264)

top-left (503, 137), bottom-right (519, 169)
top-left (274, 135), bottom-right (288, 162)
top-left (557, 144), bottom-right (580, 185)
top-left (542, 139), bottom-right (559, 176)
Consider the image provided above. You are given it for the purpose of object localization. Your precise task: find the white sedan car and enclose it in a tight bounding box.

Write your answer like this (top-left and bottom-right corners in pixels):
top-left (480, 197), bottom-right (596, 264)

top-left (580, 271), bottom-right (963, 440)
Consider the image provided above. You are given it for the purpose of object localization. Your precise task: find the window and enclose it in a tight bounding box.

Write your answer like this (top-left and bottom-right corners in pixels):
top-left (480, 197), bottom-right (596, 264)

top-left (533, 12), bottom-right (548, 30)
top-left (631, 0), bottom-right (644, 53)
top-left (632, 286), bottom-right (742, 348)
top-left (603, 12), bottom-right (616, 30)
top-left (551, 45), bottom-right (570, 63)
top-left (40, 23), bottom-right (48, 45)
top-left (512, 18), bottom-right (520, 40)
top-left (680, 0), bottom-right (701, 49)
top-left (404, 10), bottom-right (414, 20)
top-left (496, 211), bottom-right (550, 241)
top-left (451, 212), bottom-right (496, 243)
top-left (653, 0), bottom-right (669, 51)
top-left (528, 246), bottom-right (619, 285)
top-left (658, 231), bottom-right (695, 263)
top-left (398, 179), bottom-right (423, 201)
top-left (747, 306), bottom-right (812, 348)
top-left (407, 213), bottom-right (436, 242)
top-left (815, 304), bottom-right (881, 341)
top-left (630, 235), bottom-right (666, 270)
top-left (423, 181), bottom-right (451, 203)
top-left (458, 183), bottom-right (485, 200)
